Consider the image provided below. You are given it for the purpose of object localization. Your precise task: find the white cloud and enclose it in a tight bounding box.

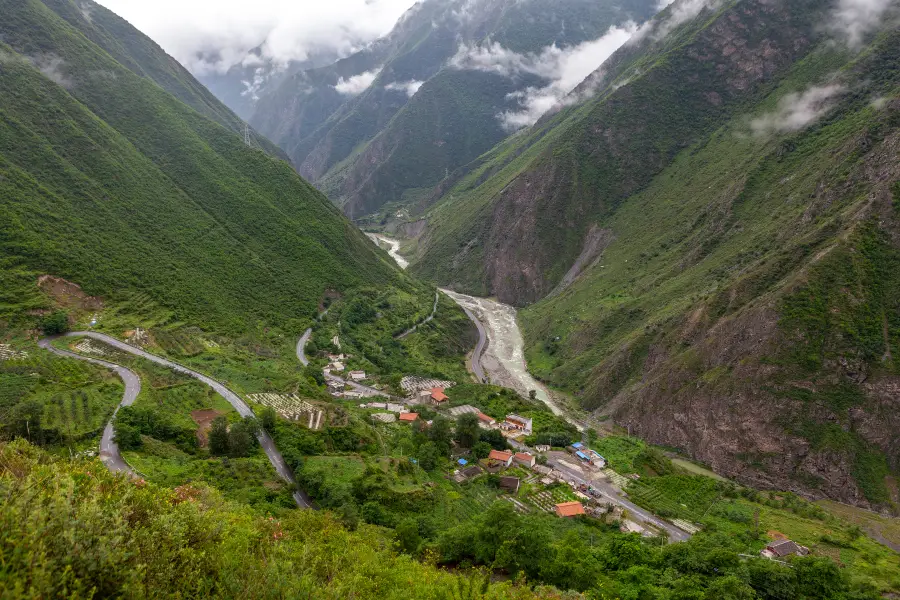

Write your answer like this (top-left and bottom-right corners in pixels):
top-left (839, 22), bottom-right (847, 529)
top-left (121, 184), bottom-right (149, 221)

top-left (750, 84), bottom-right (845, 136)
top-left (385, 80), bottom-right (425, 97)
top-left (451, 24), bottom-right (639, 130)
top-left (654, 0), bottom-right (720, 40)
top-left (334, 69), bottom-right (381, 95)
top-left (829, 0), bottom-right (894, 47)
top-left (93, 0), bottom-right (419, 75)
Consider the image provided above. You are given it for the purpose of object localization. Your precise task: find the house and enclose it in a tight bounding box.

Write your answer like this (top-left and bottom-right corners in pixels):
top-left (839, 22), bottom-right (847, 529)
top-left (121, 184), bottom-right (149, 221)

top-left (331, 362), bottom-right (345, 372)
top-left (431, 388), bottom-right (449, 404)
top-left (454, 464), bottom-right (484, 482)
top-left (532, 464), bottom-right (553, 476)
top-left (417, 390), bottom-right (433, 402)
top-left (399, 413), bottom-right (419, 423)
top-left (344, 391), bottom-right (362, 400)
top-left (514, 452), bottom-right (536, 468)
top-left (587, 450), bottom-right (607, 468)
top-left (504, 414), bottom-right (533, 434)
top-left (575, 451), bottom-right (590, 463)
top-left (761, 539), bottom-right (810, 560)
top-left (488, 450), bottom-right (514, 467)
top-left (499, 476), bottom-right (521, 494)
top-left (554, 502), bottom-right (586, 518)
top-left (477, 412), bottom-right (497, 428)
top-left (535, 445), bottom-right (551, 453)
top-left (568, 442), bottom-right (584, 454)
top-left (349, 371), bottom-right (367, 381)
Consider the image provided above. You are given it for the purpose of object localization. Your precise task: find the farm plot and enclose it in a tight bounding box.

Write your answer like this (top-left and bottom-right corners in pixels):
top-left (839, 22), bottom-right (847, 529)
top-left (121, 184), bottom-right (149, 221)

top-left (247, 393), bottom-right (325, 430)
top-left (400, 376), bottom-right (456, 394)
top-left (0, 344), bottom-right (28, 361)
top-left (74, 339), bottom-right (111, 357)
top-left (526, 486), bottom-right (579, 513)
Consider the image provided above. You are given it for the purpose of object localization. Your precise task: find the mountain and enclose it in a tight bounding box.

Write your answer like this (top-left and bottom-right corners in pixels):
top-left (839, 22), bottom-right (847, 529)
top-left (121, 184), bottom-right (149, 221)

top-left (247, 0), bottom-right (662, 219)
top-left (0, 0), bottom-right (406, 334)
top-left (198, 50), bottom-right (339, 121)
top-left (406, 0), bottom-right (900, 510)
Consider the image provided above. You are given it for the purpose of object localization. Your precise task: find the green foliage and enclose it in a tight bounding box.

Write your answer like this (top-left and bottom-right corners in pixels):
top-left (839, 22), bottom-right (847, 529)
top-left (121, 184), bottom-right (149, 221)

top-left (0, 0), bottom-right (405, 336)
top-left (472, 441), bottom-right (492, 460)
top-left (40, 311), bottom-right (69, 335)
top-left (455, 413), bottom-right (480, 448)
top-left (0, 440), bottom-right (564, 599)
top-left (116, 405), bottom-right (197, 453)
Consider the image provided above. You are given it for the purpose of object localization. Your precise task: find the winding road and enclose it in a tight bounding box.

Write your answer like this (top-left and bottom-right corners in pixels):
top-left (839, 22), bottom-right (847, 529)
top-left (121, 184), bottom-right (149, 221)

top-left (38, 337), bottom-right (141, 476)
top-left (42, 332), bottom-right (312, 508)
top-left (396, 292), bottom-right (439, 339)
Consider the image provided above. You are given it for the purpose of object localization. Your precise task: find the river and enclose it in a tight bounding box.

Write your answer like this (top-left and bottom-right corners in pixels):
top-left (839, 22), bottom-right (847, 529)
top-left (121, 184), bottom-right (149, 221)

top-left (369, 234), bottom-right (582, 431)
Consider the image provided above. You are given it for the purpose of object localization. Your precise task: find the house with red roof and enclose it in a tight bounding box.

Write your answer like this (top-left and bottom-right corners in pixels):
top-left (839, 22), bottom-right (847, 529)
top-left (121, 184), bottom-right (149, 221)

top-left (399, 413), bottom-right (419, 423)
top-left (430, 388), bottom-right (449, 404)
top-left (514, 452), bottom-right (536, 468)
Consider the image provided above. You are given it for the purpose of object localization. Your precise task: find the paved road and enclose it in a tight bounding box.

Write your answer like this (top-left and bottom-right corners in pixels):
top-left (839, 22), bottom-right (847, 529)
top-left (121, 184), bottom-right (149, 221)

top-left (397, 292), bottom-right (439, 339)
top-left (543, 450), bottom-right (691, 542)
top-left (297, 328), bottom-right (312, 366)
top-left (458, 302), bottom-right (486, 383)
top-left (38, 337), bottom-right (141, 476)
top-left (48, 332), bottom-right (312, 509)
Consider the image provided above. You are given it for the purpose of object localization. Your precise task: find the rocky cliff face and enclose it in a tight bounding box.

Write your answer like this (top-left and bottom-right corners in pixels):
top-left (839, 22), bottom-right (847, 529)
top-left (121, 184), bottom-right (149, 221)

top-left (413, 0), bottom-right (900, 509)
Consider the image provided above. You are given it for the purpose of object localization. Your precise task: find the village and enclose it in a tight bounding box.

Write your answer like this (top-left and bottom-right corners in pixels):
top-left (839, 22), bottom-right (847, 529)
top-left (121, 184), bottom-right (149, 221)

top-left (251, 353), bottom-right (812, 557)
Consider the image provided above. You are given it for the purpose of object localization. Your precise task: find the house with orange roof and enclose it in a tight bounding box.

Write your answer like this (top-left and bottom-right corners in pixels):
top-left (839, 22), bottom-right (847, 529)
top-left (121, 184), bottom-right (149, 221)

top-left (555, 502), bottom-right (585, 518)
top-left (430, 388), bottom-right (449, 404)
top-left (399, 413), bottom-right (419, 423)
top-left (488, 449), bottom-right (513, 467)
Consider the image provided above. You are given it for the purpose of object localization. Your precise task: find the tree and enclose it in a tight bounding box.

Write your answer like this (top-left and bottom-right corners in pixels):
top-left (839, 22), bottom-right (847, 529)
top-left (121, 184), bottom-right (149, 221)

top-left (261, 407), bottom-right (277, 431)
top-left (454, 413), bottom-right (480, 448)
top-left (479, 429), bottom-right (508, 451)
top-left (704, 576), bottom-right (757, 600)
top-left (472, 441), bottom-right (492, 460)
top-left (114, 423), bottom-right (142, 451)
top-left (228, 420), bottom-right (254, 458)
top-left (304, 365), bottom-right (325, 387)
top-left (529, 390), bottom-right (537, 401)
top-left (208, 416), bottom-right (229, 456)
top-left (395, 518), bottom-right (422, 555)
top-left (418, 442), bottom-right (439, 471)
top-left (41, 311), bottom-right (69, 335)
top-left (428, 417), bottom-right (452, 456)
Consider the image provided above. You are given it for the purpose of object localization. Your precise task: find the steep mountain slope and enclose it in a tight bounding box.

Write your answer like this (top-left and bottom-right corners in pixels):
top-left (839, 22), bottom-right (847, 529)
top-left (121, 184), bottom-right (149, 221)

top-left (409, 0), bottom-right (900, 509)
top-left (250, 0), bottom-right (660, 219)
top-left (0, 0), bottom-right (405, 334)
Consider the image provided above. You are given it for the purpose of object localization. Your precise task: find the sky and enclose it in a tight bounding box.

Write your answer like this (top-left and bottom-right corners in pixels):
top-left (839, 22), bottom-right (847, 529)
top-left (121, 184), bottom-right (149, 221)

top-left (94, 0), bottom-right (419, 74)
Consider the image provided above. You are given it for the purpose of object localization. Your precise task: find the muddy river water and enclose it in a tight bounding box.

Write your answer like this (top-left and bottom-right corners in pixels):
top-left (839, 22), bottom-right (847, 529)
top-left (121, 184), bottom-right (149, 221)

top-left (369, 234), bottom-right (583, 431)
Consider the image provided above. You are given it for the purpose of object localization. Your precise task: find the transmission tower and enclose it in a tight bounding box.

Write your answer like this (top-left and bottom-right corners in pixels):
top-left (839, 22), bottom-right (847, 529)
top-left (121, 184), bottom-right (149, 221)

top-left (243, 123), bottom-right (252, 148)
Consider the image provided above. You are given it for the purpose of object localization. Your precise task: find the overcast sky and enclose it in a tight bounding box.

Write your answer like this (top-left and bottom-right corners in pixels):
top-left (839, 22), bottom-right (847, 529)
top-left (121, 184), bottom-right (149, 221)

top-left (94, 0), bottom-right (419, 74)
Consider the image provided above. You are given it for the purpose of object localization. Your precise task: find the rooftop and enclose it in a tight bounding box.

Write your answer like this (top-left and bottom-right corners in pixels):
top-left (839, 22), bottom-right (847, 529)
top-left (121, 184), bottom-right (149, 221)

top-left (555, 502), bottom-right (586, 518)
top-left (488, 450), bottom-right (513, 462)
top-left (399, 413), bottom-right (419, 422)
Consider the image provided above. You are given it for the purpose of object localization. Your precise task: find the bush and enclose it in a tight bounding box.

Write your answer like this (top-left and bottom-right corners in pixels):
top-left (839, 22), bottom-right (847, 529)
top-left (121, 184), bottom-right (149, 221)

top-left (41, 311), bottom-right (69, 335)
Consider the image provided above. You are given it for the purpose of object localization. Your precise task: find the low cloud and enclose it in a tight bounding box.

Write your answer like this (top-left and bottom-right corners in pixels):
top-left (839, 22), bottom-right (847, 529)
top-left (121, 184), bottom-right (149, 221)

top-left (334, 69), bottom-right (381, 95)
top-left (829, 0), bottom-right (894, 47)
top-left (385, 80), bottom-right (425, 97)
top-left (451, 24), bottom-right (638, 130)
top-left (750, 84), bottom-right (845, 136)
top-left (26, 54), bottom-right (74, 90)
top-left (94, 0), bottom-right (418, 75)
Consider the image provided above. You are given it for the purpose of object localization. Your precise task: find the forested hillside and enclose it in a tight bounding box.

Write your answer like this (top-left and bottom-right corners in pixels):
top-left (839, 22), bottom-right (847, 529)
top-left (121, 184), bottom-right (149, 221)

top-left (248, 0), bottom-right (660, 219)
top-left (407, 0), bottom-right (900, 509)
top-left (0, 0), bottom-right (409, 334)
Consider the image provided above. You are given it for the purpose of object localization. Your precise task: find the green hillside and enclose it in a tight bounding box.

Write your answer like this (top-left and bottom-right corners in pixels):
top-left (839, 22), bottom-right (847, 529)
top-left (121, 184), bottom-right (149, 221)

top-left (408, 0), bottom-right (900, 509)
top-left (0, 0), bottom-right (407, 334)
